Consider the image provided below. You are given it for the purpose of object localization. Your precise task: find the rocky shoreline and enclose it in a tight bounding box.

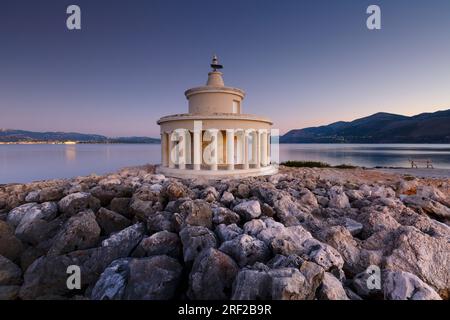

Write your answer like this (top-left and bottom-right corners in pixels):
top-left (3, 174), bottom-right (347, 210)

top-left (0, 165), bottom-right (449, 300)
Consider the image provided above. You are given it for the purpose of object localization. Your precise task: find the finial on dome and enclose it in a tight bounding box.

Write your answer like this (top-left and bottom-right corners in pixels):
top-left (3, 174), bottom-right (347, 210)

top-left (210, 54), bottom-right (223, 71)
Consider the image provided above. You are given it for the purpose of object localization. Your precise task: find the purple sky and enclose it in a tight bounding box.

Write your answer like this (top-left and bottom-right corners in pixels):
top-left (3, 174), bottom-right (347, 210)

top-left (1, 0), bottom-right (450, 137)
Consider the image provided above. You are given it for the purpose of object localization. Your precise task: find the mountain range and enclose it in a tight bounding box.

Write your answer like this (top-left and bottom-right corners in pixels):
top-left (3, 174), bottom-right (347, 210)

top-left (281, 109), bottom-right (450, 143)
top-left (0, 129), bottom-right (160, 144)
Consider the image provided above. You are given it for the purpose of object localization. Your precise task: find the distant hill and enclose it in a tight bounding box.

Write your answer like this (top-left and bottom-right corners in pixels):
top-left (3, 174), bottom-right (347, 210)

top-left (0, 129), bottom-right (160, 144)
top-left (281, 109), bottom-right (450, 143)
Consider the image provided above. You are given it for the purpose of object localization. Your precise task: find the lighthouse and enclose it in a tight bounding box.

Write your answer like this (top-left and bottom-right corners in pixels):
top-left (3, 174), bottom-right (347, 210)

top-left (156, 56), bottom-right (277, 179)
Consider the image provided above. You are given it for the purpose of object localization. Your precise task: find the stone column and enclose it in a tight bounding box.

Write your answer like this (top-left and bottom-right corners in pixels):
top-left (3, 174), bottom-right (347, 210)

top-left (253, 130), bottom-right (260, 169)
top-left (226, 129), bottom-right (235, 170)
top-left (261, 130), bottom-right (268, 167)
top-left (243, 130), bottom-right (250, 170)
top-left (177, 131), bottom-right (186, 170)
top-left (161, 132), bottom-right (168, 167)
top-left (193, 129), bottom-right (202, 170)
top-left (209, 129), bottom-right (219, 171)
top-left (168, 131), bottom-right (175, 169)
top-left (267, 132), bottom-right (271, 164)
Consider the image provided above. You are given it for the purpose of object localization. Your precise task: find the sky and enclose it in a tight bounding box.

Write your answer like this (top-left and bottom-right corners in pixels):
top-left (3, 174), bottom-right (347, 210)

top-left (1, 0), bottom-right (450, 137)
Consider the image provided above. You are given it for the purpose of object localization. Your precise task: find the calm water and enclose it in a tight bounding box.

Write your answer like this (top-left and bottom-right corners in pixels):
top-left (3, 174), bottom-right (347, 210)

top-left (1, 143), bottom-right (450, 184)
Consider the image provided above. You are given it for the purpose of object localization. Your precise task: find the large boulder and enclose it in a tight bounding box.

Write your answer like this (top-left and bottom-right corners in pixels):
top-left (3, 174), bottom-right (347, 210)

top-left (215, 224), bottom-right (243, 242)
top-left (123, 255), bottom-right (182, 300)
top-left (160, 181), bottom-right (189, 202)
top-left (91, 258), bottom-right (130, 300)
top-left (212, 207), bottom-right (240, 225)
top-left (58, 192), bottom-right (100, 216)
top-left (318, 272), bottom-right (349, 300)
top-left (219, 234), bottom-right (270, 267)
top-left (0, 220), bottom-right (23, 261)
top-left (95, 207), bottom-right (131, 235)
top-left (109, 197), bottom-right (132, 219)
top-left (0, 255), bottom-right (22, 285)
top-left (188, 248), bottom-right (239, 300)
top-left (384, 226), bottom-right (450, 298)
top-left (101, 223), bottom-right (146, 254)
top-left (180, 199), bottom-right (213, 229)
top-left (383, 270), bottom-right (441, 300)
top-left (133, 231), bottom-right (181, 259)
top-left (328, 186), bottom-right (350, 209)
top-left (233, 200), bottom-right (261, 221)
top-left (9, 202), bottom-right (60, 245)
top-left (19, 243), bottom-right (139, 299)
top-left (180, 226), bottom-right (217, 264)
top-left (232, 266), bottom-right (316, 300)
top-left (48, 210), bottom-right (101, 255)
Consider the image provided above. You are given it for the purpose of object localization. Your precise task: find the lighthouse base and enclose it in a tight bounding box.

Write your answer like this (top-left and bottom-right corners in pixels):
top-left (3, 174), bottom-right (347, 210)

top-left (156, 164), bottom-right (278, 180)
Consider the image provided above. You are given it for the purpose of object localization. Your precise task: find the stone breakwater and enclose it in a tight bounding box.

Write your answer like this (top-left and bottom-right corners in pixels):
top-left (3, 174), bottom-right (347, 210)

top-left (0, 165), bottom-right (449, 300)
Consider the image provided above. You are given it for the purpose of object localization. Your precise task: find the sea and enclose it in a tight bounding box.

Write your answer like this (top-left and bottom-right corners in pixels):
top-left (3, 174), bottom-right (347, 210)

top-left (1, 143), bottom-right (450, 184)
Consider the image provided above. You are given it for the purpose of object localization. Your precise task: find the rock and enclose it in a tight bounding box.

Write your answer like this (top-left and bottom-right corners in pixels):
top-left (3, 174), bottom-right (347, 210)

top-left (142, 174), bottom-right (166, 184)
top-left (39, 186), bottom-right (65, 202)
top-left (25, 191), bottom-right (41, 203)
top-left (270, 268), bottom-right (311, 300)
top-left (232, 267), bottom-right (315, 300)
top-left (20, 247), bottom-right (46, 271)
top-left (215, 223), bottom-right (243, 242)
top-left (91, 258), bottom-right (130, 300)
top-left (12, 202), bottom-right (60, 245)
top-left (189, 248), bottom-right (239, 300)
top-left (147, 211), bottom-right (176, 233)
top-left (322, 226), bottom-right (363, 275)
top-left (268, 225), bottom-right (313, 257)
top-left (273, 195), bottom-right (305, 226)
top-left (383, 270), bottom-right (442, 300)
top-left (202, 186), bottom-right (219, 202)
top-left (130, 197), bottom-right (163, 221)
top-left (19, 245), bottom-right (138, 299)
top-left (0, 285), bottom-right (20, 300)
top-left (212, 207), bottom-right (240, 225)
top-left (219, 234), bottom-right (270, 267)
top-left (385, 226), bottom-right (450, 298)
top-left (402, 195), bottom-right (450, 219)
top-left (267, 254), bottom-right (304, 269)
top-left (48, 210), bottom-right (101, 255)
top-left (299, 261), bottom-right (325, 299)
top-left (352, 270), bottom-right (382, 298)
top-left (161, 181), bottom-right (188, 202)
top-left (304, 239), bottom-right (344, 271)
top-left (0, 220), bottom-right (23, 261)
top-left (124, 255), bottom-right (182, 300)
top-left (180, 226), bottom-right (217, 264)
top-left (243, 219), bottom-right (266, 236)
top-left (231, 268), bottom-right (272, 300)
top-left (109, 197), bottom-right (132, 219)
top-left (237, 184), bottom-right (250, 198)
top-left (318, 272), bottom-right (349, 300)
top-left (344, 218), bottom-right (363, 236)
top-left (180, 199), bottom-right (213, 229)
top-left (233, 200), bottom-right (261, 221)
top-left (101, 223), bottom-right (146, 254)
top-left (0, 255), bottom-right (22, 285)
top-left (133, 231), bottom-right (181, 258)
top-left (58, 192), bottom-right (100, 216)
top-left (220, 191), bottom-right (235, 205)
top-left (329, 186), bottom-right (350, 209)
top-left (96, 207), bottom-right (131, 235)
top-left (6, 203), bottom-right (39, 228)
